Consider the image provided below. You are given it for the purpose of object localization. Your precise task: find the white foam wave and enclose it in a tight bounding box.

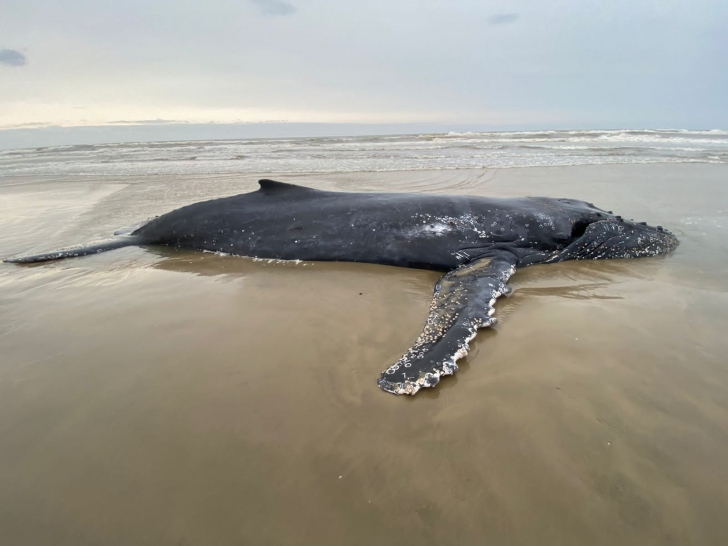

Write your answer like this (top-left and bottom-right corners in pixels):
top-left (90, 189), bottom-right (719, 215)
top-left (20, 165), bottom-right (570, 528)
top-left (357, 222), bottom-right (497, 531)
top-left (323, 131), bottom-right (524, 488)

top-left (1, 129), bottom-right (725, 178)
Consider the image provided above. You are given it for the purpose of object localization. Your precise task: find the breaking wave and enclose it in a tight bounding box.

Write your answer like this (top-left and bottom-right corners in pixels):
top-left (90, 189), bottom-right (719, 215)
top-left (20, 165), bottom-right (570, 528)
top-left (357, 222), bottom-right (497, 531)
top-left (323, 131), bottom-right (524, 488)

top-left (1, 129), bottom-right (726, 177)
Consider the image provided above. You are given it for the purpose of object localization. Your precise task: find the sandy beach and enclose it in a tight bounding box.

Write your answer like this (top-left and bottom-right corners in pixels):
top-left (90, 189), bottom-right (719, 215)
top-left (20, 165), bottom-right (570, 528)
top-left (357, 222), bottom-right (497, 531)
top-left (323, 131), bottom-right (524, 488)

top-left (1, 163), bottom-right (727, 545)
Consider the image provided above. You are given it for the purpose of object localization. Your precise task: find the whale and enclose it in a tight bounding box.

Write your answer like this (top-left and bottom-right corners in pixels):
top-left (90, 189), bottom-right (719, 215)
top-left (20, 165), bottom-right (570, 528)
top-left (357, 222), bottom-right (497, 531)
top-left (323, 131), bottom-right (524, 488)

top-left (5, 179), bottom-right (679, 395)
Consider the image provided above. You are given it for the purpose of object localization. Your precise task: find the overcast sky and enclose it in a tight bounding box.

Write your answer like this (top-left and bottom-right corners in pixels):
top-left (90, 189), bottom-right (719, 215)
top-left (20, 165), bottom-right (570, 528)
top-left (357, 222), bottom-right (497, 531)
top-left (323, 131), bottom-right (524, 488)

top-left (1, 0), bottom-right (726, 142)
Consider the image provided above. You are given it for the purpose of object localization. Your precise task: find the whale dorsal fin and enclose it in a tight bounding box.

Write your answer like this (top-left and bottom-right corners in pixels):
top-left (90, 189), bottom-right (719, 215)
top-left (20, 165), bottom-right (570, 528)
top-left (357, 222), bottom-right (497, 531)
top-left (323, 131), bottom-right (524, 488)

top-left (258, 179), bottom-right (315, 194)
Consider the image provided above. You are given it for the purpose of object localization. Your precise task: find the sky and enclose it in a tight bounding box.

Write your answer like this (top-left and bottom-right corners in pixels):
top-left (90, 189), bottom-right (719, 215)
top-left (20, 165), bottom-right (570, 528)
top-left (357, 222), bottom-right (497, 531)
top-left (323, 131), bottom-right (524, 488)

top-left (1, 0), bottom-right (727, 146)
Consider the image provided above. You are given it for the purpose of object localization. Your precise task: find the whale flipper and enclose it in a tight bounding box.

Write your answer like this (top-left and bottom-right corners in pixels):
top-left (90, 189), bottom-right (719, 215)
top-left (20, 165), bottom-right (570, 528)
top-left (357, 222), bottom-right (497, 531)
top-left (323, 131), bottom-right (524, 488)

top-left (377, 252), bottom-right (517, 395)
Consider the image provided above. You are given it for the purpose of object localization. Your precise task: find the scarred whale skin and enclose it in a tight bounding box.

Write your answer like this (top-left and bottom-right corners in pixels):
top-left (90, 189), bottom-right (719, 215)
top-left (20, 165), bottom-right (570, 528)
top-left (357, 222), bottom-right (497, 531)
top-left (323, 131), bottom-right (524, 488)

top-left (5, 179), bottom-right (679, 395)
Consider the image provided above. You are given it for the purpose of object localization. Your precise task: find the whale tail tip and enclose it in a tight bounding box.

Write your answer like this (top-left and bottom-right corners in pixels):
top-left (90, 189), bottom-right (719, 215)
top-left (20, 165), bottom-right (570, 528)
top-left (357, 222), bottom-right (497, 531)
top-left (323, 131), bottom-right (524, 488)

top-left (4, 237), bottom-right (141, 264)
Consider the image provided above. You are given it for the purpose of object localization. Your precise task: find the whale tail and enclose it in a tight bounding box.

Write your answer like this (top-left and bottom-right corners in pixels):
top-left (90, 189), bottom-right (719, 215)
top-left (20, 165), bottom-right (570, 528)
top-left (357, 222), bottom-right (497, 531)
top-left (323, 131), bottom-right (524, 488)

top-left (3, 236), bottom-right (143, 264)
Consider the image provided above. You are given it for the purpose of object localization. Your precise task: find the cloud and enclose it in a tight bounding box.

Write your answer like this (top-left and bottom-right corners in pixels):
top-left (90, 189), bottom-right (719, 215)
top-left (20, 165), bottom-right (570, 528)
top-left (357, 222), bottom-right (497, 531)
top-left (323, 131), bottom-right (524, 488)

top-left (251, 0), bottom-right (296, 16)
top-left (0, 49), bottom-right (27, 67)
top-left (488, 13), bottom-right (520, 25)
top-left (106, 119), bottom-right (188, 125)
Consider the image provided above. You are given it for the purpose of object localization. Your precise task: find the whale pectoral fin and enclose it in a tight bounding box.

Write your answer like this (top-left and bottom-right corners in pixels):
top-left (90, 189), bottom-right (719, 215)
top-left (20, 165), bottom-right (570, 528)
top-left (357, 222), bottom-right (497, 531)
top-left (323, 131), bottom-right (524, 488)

top-left (378, 252), bottom-right (517, 396)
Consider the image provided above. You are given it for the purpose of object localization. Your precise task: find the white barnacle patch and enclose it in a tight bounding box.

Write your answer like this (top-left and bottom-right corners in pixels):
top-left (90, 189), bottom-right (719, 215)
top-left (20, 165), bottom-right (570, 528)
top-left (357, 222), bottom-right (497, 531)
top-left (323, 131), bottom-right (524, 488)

top-left (411, 212), bottom-right (492, 239)
top-left (534, 212), bottom-right (555, 230)
top-left (405, 216), bottom-right (454, 239)
top-left (425, 223), bottom-right (451, 235)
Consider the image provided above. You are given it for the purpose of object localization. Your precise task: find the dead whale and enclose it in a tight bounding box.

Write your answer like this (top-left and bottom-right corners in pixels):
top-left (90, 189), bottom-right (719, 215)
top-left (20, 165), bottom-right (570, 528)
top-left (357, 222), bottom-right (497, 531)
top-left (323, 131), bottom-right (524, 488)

top-left (5, 179), bottom-right (679, 395)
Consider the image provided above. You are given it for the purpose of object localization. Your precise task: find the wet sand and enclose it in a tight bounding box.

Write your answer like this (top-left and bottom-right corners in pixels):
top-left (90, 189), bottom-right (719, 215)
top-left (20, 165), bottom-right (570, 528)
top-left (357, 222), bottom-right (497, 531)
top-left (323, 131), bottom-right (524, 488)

top-left (1, 164), bottom-right (727, 545)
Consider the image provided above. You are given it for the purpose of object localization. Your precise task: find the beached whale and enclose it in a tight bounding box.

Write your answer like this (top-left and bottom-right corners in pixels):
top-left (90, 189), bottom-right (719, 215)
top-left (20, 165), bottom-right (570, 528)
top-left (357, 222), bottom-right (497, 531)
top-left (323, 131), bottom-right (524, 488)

top-left (5, 179), bottom-right (679, 395)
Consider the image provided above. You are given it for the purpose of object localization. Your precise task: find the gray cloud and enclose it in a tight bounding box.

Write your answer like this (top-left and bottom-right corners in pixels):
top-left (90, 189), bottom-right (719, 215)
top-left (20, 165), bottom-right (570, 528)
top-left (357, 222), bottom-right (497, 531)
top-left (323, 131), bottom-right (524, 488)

top-left (0, 49), bottom-right (27, 67)
top-left (488, 13), bottom-right (520, 25)
top-left (251, 0), bottom-right (296, 16)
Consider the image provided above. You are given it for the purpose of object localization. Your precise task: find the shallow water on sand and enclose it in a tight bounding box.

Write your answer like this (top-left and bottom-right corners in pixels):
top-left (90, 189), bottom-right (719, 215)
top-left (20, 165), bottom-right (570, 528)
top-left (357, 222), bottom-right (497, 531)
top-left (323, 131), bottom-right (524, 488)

top-left (1, 164), bottom-right (727, 545)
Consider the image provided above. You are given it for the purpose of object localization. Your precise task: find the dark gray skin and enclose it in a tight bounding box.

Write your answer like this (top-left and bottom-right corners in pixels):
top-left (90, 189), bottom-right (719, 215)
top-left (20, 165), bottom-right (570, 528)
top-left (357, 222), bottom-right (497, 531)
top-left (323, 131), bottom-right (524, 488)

top-left (5, 179), bottom-right (679, 395)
